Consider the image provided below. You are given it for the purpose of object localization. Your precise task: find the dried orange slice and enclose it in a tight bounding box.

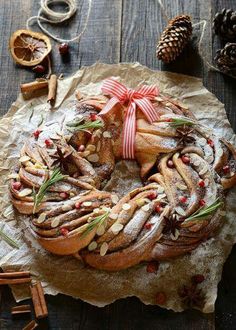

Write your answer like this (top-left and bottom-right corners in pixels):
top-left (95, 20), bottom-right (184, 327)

top-left (9, 29), bottom-right (52, 67)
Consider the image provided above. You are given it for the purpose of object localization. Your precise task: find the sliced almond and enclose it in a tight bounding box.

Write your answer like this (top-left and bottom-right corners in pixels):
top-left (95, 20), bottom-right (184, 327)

top-left (62, 204), bottom-right (73, 212)
top-left (8, 173), bottom-right (19, 180)
top-left (18, 188), bottom-right (32, 197)
top-left (156, 193), bottom-right (166, 201)
top-left (96, 140), bottom-right (101, 152)
top-left (87, 154), bottom-right (99, 163)
top-left (141, 204), bottom-right (150, 212)
top-left (83, 201), bottom-right (92, 207)
top-left (51, 217), bottom-right (60, 228)
top-left (87, 144), bottom-right (96, 152)
top-left (37, 212), bottom-right (47, 224)
top-left (176, 182), bottom-right (188, 191)
top-left (88, 241), bottom-right (98, 251)
top-left (156, 186), bottom-right (165, 194)
top-left (19, 156), bottom-right (31, 163)
top-left (102, 206), bottom-right (111, 212)
top-left (111, 194), bottom-right (119, 204)
top-left (96, 225), bottom-right (105, 236)
top-left (111, 223), bottom-right (124, 234)
top-left (109, 213), bottom-right (118, 220)
top-left (82, 150), bottom-right (90, 157)
top-left (170, 229), bottom-right (180, 241)
top-left (175, 206), bottom-right (186, 216)
top-left (100, 242), bottom-right (109, 256)
top-left (199, 166), bottom-right (208, 176)
top-left (204, 178), bottom-right (209, 187)
top-left (122, 203), bottom-right (131, 211)
top-left (103, 131), bottom-right (111, 138)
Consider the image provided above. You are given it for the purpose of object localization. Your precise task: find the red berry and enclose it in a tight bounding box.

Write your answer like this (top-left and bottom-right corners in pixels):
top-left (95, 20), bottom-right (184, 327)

top-left (60, 227), bottom-right (69, 236)
top-left (59, 43), bottom-right (69, 55)
top-left (181, 155), bottom-right (190, 164)
top-left (144, 223), bottom-right (152, 230)
top-left (146, 261), bottom-right (160, 274)
top-left (199, 199), bottom-right (206, 207)
top-left (148, 192), bottom-right (157, 200)
top-left (78, 145), bottom-right (85, 152)
top-left (192, 274), bottom-right (205, 284)
top-left (166, 118), bottom-right (173, 122)
top-left (90, 113), bottom-right (97, 121)
top-left (223, 165), bottom-right (230, 174)
top-left (179, 196), bottom-right (187, 203)
top-left (75, 201), bottom-right (82, 209)
top-left (155, 204), bottom-right (163, 213)
top-left (33, 130), bottom-right (41, 139)
top-left (156, 292), bottom-right (167, 305)
top-left (198, 180), bottom-right (205, 188)
top-left (33, 65), bottom-right (45, 74)
top-left (60, 192), bottom-right (69, 200)
top-left (207, 139), bottom-right (214, 147)
top-left (167, 160), bottom-right (175, 168)
top-left (45, 139), bottom-right (52, 147)
top-left (12, 181), bottom-right (22, 191)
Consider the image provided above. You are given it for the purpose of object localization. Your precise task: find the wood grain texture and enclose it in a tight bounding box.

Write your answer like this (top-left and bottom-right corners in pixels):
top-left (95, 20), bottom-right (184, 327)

top-left (0, 0), bottom-right (236, 329)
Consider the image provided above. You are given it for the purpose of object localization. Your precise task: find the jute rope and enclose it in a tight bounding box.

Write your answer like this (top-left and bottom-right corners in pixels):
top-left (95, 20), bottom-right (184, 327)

top-left (26, 0), bottom-right (92, 43)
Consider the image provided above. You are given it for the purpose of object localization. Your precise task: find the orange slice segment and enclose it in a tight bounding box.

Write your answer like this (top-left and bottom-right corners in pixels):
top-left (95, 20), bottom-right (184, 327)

top-left (9, 29), bottom-right (52, 67)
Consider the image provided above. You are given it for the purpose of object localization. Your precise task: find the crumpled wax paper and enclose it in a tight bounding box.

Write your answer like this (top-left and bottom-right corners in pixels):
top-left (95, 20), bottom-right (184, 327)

top-left (0, 62), bottom-right (236, 313)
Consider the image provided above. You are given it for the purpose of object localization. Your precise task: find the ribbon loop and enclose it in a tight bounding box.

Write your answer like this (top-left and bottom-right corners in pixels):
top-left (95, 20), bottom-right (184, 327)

top-left (100, 78), bottom-right (159, 159)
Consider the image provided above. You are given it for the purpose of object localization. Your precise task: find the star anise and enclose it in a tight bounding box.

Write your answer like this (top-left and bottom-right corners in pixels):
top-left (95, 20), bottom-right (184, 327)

top-left (176, 125), bottom-right (196, 146)
top-left (51, 146), bottom-right (72, 172)
top-left (162, 213), bottom-right (184, 237)
top-left (179, 284), bottom-right (205, 308)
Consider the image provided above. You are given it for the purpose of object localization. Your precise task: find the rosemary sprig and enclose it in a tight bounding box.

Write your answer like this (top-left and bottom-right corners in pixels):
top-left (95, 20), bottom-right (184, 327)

top-left (184, 199), bottom-right (223, 222)
top-left (169, 118), bottom-right (197, 128)
top-left (66, 118), bottom-right (104, 133)
top-left (82, 211), bottom-right (109, 237)
top-left (0, 224), bottom-right (19, 249)
top-left (33, 168), bottom-right (67, 213)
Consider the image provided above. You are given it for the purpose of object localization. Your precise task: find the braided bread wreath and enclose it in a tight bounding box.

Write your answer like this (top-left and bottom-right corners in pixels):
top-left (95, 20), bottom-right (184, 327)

top-left (10, 81), bottom-right (236, 274)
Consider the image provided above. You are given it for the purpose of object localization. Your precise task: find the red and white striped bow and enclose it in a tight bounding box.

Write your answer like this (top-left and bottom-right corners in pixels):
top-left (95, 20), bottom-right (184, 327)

top-left (100, 78), bottom-right (159, 159)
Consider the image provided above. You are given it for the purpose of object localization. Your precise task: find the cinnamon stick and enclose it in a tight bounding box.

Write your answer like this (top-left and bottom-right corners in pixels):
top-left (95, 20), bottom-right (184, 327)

top-left (0, 271), bottom-right (30, 279)
top-left (11, 304), bottom-right (31, 315)
top-left (0, 278), bottom-right (31, 285)
top-left (21, 80), bottom-right (48, 94)
top-left (22, 320), bottom-right (38, 330)
top-left (30, 282), bottom-right (48, 319)
top-left (47, 74), bottom-right (57, 105)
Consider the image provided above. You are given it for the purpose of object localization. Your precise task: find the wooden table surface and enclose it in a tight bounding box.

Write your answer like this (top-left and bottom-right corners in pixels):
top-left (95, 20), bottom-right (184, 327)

top-left (0, 0), bottom-right (236, 329)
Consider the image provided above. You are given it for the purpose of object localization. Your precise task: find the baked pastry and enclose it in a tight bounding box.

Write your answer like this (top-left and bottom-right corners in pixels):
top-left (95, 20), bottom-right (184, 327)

top-left (9, 86), bottom-right (236, 271)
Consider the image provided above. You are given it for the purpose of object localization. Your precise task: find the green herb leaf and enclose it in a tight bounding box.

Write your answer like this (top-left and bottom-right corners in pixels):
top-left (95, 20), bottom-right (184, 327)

top-left (82, 211), bottom-right (109, 237)
top-left (33, 168), bottom-right (67, 213)
top-left (0, 224), bottom-right (19, 249)
top-left (66, 119), bottom-right (104, 133)
top-left (169, 118), bottom-right (197, 128)
top-left (184, 199), bottom-right (223, 222)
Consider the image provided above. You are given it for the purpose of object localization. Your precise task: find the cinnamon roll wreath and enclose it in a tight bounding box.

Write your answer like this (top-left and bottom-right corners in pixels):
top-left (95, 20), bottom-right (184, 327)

top-left (10, 92), bottom-right (236, 271)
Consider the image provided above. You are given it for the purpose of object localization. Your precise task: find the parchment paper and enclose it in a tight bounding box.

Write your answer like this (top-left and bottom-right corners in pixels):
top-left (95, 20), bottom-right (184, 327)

top-left (0, 63), bottom-right (236, 313)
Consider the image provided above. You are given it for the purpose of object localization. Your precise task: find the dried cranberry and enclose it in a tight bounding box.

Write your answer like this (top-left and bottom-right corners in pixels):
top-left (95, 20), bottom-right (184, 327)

top-left (60, 227), bottom-right (69, 236)
top-left (198, 180), bottom-right (205, 188)
top-left (207, 139), bottom-right (214, 147)
top-left (78, 145), bottom-right (85, 152)
top-left (12, 181), bottom-right (22, 191)
top-left (59, 43), bottom-right (69, 55)
top-left (147, 192), bottom-right (157, 200)
top-left (75, 201), bottom-right (82, 209)
top-left (144, 223), bottom-right (152, 230)
top-left (179, 196), bottom-right (187, 203)
top-left (192, 274), bottom-right (205, 284)
top-left (166, 118), bottom-right (173, 122)
top-left (33, 130), bottom-right (41, 139)
top-left (33, 65), bottom-right (46, 74)
top-left (45, 139), bottom-right (52, 147)
top-left (167, 159), bottom-right (175, 168)
top-left (60, 192), bottom-right (69, 200)
top-left (155, 204), bottom-right (163, 213)
top-left (199, 199), bottom-right (206, 207)
top-left (223, 165), bottom-right (230, 174)
top-left (146, 261), bottom-right (160, 273)
top-left (181, 155), bottom-right (190, 164)
top-left (156, 292), bottom-right (167, 305)
top-left (90, 113), bottom-right (97, 121)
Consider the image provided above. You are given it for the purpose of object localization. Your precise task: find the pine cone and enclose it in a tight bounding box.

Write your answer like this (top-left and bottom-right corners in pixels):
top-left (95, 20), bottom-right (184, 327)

top-left (215, 43), bottom-right (236, 77)
top-left (213, 8), bottom-right (236, 40)
top-left (156, 15), bottom-right (192, 63)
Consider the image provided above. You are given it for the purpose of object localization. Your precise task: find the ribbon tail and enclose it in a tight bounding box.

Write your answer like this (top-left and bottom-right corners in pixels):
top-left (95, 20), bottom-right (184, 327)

top-left (135, 98), bottom-right (159, 122)
top-left (99, 97), bottom-right (120, 115)
top-left (122, 102), bottom-right (136, 159)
